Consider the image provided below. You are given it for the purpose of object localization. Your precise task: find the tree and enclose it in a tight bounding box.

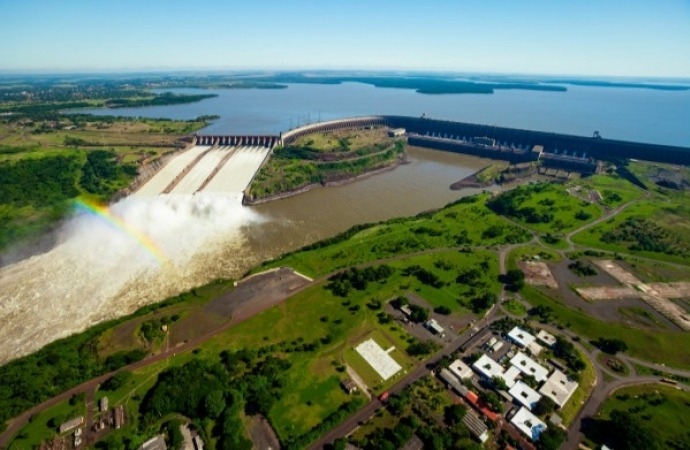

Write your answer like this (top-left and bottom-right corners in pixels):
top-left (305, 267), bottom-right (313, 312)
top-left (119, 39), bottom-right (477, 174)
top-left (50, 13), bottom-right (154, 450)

top-left (501, 269), bottom-right (525, 291)
top-left (444, 404), bottom-right (467, 425)
top-left (433, 305), bottom-right (451, 315)
top-left (480, 391), bottom-right (503, 413)
top-left (204, 389), bottom-right (226, 419)
top-left (101, 370), bottom-right (132, 392)
top-left (492, 376), bottom-right (508, 391)
top-left (609, 410), bottom-right (661, 450)
top-left (471, 293), bottom-right (497, 313)
top-left (593, 338), bottom-right (628, 355)
top-left (538, 426), bottom-right (566, 450)
top-left (532, 396), bottom-right (557, 417)
top-left (409, 304), bottom-right (429, 323)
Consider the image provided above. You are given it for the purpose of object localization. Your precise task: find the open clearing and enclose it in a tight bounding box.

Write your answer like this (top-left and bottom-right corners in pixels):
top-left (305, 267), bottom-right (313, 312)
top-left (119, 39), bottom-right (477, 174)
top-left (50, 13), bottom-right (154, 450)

top-left (520, 261), bottom-right (559, 289)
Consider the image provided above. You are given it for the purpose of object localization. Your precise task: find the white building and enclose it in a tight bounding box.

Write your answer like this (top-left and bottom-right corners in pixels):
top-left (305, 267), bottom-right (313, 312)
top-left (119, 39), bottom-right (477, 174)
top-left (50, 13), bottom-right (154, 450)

top-left (536, 330), bottom-right (557, 348)
top-left (511, 407), bottom-right (547, 442)
top-left (472, 354), bottom-right (504, 380)
top-left (425, 318), bottom-right (445, 336)
top-left (448, 359), bottom-right (473, 380)
top-left (507, 326), bottom-right (536, 349)
top-left (502, 366), bottom-right (521, 388)
top-left (509, 381), bottom-right (542, 410)
top-left (510, 352), bottom-right (549, 382)
top-left (539, 369), bottom-right (579, 408)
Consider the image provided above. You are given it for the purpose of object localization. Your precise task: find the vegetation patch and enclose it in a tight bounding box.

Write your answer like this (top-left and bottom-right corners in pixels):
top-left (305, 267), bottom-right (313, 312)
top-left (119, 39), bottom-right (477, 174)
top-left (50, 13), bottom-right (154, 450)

top-left (586, 384), bottom-right (690, 450)
top-left (487, 181), bottom-right (601, 233)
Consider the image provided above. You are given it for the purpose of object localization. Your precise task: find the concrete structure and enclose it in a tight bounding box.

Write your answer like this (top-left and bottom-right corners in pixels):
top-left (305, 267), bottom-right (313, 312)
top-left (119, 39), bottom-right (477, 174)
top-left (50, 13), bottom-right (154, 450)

top-left (472, 354), bottom-right (504, 380)
top-left (463, 411), bottom-right (489, 443)
top-left (509, 381), bottom-right (543, 410)
top-left (99, 396), bottom-right (108, 412)
top-left (139, 435), bottom-right (167, 450)
top-left (355, 338), bottom-right (402, 381)
top-left (511, 407), bottom-right (547, 442)
top-left (510, 352), bottom-right (549, 382)
top-left (507, 326), bottom-right (536, 349)
top-left (194, 134), bottom-right (277, 147)
top-left (192, 435), bottom-right (204, 450)
top-left (59, 416), bottom-right (84, 434)
top-left (492, 340), bottom-right (504, 353)
top-left (448, 359), bottom-right (473, 380)
top-left (536, 330), bottom-right (557, 348)
top-left (539, 369), bottom-right (579, 408)
top-left (400, 304), bottom-right (412, 317)
top-left (425, 318), bottom-right (445, 336)
top-left (388, 128), bottom-right (406, 137)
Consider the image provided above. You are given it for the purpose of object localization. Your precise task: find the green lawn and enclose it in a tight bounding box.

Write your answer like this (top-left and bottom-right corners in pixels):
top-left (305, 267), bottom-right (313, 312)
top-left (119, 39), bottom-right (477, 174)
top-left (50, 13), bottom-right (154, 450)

top-left (256, 195), bottom-right (529, 278)
top-left (8, 399), bottom-right (84, 449)
top-left (594, 384), bottom-right (690, 448)
top-left (572, 200), bottom-right (690, 265)
top-left (520, 286), bottom-right (690, 369)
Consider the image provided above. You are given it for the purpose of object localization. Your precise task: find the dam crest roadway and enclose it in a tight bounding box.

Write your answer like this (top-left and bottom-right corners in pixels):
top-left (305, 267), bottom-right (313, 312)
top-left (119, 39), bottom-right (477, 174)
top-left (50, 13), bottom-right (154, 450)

top-left (134, 114), bottom-right (690, 198)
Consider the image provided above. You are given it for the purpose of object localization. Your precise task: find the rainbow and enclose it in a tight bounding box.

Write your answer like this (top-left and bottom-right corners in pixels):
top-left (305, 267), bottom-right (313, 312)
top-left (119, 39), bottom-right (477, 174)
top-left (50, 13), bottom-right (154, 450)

top-left (72, 198), bottom-right (169, 267)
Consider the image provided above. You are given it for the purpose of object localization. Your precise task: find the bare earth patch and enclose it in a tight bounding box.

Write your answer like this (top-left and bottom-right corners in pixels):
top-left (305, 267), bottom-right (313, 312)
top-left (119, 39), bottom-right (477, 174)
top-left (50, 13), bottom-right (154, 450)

top-left (578, 260), bottom-right (690, 330)
top-left (520, 261), bottom-right (559, 289)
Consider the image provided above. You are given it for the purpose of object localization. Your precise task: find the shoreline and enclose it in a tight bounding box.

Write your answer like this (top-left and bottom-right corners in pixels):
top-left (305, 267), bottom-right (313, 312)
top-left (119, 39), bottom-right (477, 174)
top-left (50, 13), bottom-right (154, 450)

top-left (242, 156), bottom-right (408, 206)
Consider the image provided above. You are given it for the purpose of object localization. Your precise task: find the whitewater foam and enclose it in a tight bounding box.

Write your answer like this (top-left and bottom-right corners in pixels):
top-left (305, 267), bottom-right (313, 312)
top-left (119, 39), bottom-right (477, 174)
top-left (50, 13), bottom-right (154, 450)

top-left (0, 192), bottom-right (263, 364)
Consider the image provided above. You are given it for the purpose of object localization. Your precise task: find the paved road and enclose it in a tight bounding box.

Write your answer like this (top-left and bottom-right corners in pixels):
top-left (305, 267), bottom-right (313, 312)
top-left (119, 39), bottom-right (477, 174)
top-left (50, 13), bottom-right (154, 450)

top-left (308, 309), bottom-right (500, 450)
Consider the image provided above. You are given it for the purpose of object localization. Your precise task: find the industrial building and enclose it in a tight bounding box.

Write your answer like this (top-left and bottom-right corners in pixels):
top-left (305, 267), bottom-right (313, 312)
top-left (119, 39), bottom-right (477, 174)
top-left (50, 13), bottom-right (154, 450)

top-left (509, 381), bottom-right (543, 410)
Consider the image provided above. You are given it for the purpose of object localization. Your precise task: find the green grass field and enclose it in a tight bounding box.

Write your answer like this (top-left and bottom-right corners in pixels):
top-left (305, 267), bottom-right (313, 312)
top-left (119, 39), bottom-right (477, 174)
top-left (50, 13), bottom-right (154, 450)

top-left (559, 345), bottom-right (596, 425)
top-left (257, 195), bottom-right (528, 278)
top-left (8, 399), bottom-right (84, 450)
top-left (572, 200), bottom-right (690, 265)
top-left (594, 384), bottom-right (690, 448)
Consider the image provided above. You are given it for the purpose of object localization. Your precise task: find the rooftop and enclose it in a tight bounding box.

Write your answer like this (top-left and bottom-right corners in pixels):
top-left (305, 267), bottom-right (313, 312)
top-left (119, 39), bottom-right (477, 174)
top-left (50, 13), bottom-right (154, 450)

top-left (536, 330), bottom-right (557, 347)
top-left (448, 359), bottom-right (473, 380)
top-left (507, 326), bottom-right (536, 348)
top-left (502, 366), bottom-right (521, 388)
top-left (511, 407), bottom-right (547, 442)
top-left (139, 435), bottom-right (167, 450)
top-left (472, 354), bottom-right (504, 380)
top-left (510, 352), bottom-right (549, 382)
top-left (426, 318), bottom-right (445, 334)
top-left (463, 411), bottom-right (489, 443)
top-left (509, 381), bottom-right (543, 410)
top-left (439, 368), bottom-right (469, 397)
top-left (539, 369), bottom-right (579, 408)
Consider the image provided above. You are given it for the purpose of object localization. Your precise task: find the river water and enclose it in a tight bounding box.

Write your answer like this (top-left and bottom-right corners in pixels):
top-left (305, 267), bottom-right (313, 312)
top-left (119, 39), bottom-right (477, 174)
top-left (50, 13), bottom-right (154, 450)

top-left (2, 82), bottom-right (688, 363)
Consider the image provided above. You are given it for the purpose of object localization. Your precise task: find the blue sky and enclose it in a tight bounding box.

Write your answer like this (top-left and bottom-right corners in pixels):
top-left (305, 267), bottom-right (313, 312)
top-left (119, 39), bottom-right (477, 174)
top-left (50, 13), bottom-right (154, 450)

top-left (2, 0), bottom-right (689, 77)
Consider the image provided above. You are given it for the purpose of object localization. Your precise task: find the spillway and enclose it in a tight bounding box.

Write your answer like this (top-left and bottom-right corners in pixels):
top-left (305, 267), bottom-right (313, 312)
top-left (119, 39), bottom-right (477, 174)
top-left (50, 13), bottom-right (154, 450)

top-left (134, 146), bottom-right (210, 196)
top-left (202, 146), bottom-right (271, 193)
top-left (169, 147), bottom-right (232, 194)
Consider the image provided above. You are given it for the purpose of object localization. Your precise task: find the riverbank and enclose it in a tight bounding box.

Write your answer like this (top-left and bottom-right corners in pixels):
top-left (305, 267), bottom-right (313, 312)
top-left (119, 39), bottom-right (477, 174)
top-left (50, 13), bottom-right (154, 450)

top-left (243, 155), bottom-right (408, 205)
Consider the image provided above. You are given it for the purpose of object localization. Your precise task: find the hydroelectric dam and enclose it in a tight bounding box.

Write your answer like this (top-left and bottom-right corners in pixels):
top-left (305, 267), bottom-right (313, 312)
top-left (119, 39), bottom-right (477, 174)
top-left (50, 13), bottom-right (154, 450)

top-left (134, 115), bottom-right (690, 198)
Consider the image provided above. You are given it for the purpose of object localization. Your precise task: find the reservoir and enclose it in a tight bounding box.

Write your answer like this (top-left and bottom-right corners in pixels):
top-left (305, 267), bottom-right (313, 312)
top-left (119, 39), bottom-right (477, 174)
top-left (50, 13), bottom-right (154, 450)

top-left (79, 82), bottom-right (690, 147)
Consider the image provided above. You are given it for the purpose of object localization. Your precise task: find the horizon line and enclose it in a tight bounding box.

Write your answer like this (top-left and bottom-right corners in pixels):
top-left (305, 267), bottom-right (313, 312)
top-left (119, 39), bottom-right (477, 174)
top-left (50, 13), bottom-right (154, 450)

top-left (0, 68), bottom-right (689, 82)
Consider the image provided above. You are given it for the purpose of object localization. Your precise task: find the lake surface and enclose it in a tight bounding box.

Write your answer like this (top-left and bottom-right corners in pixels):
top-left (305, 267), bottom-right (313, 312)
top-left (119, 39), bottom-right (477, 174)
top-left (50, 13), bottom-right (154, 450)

top-left (79, 82), bottom-right (690, 147)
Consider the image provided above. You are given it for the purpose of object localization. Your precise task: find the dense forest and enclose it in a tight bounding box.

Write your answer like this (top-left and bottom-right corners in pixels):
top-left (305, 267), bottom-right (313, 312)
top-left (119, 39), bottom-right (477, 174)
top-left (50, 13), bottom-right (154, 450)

top-left (0, 148), bottom-right (137, 250)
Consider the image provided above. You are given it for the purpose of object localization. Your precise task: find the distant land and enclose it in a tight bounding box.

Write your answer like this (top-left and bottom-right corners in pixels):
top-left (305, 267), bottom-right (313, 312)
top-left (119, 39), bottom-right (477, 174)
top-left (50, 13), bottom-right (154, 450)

top-left (2, 71), bottom-right (688, 96)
